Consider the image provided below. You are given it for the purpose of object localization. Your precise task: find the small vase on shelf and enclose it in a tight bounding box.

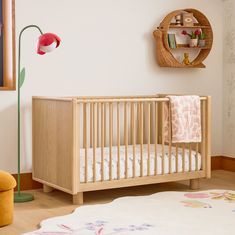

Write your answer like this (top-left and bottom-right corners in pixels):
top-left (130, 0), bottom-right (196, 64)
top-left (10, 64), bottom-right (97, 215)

top-left (198, 31), bottom-right (206, 47)
top-left (189, 38), bottom-right (198, 47)
top-left (182, 30), bottom-right (200, 48)
top-left (198, 39), bottom-right (206, 47)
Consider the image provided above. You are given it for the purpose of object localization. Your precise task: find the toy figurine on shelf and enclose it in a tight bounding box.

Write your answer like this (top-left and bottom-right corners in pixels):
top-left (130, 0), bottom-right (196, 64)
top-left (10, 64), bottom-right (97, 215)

top-left (175, 15), bottom-right (182, 26)
top-left (182, 53), bottom-right (191, 65)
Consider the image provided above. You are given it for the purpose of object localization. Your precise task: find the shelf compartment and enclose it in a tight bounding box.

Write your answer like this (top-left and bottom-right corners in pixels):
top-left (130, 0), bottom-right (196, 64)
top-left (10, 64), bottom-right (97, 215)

top-left (169, 44), bottom-right (210, 50)
top-left (169, 24), bottom-right (210, 29)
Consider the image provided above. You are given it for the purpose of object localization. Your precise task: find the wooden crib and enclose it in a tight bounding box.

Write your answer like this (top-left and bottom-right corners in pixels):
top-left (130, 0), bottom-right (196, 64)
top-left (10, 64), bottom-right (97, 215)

top-left (32, 95), bottom-right (211, 204)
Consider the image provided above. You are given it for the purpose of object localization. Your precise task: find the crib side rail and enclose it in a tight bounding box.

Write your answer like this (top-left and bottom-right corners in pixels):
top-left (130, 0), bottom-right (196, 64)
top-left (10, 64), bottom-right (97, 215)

top-left (32, 97), bottom-right (78, 194)
top-left (76, 96), bottom-right (210, 191)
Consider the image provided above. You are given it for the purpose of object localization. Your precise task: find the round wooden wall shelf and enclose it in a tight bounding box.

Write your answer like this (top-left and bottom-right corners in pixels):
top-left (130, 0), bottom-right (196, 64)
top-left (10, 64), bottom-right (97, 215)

top-left (153, 9), bottom-right (213, 68)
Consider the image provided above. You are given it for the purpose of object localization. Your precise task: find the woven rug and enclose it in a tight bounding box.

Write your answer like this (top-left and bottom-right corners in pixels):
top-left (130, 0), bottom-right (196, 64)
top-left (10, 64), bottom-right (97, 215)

top-left (23, 190), bottom-right (235, 235)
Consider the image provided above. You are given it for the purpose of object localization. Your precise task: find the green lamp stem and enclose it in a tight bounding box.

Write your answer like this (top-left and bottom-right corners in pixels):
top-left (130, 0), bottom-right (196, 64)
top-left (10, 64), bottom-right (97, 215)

top-left (15, 25), bottom-right (43, 203)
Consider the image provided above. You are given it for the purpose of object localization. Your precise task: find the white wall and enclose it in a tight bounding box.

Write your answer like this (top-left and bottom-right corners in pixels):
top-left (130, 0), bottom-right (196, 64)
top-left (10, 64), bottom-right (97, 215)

top-left (223, 0), bottom-right (235, 157)
top-left (0, 0), bottom-right (223, 173)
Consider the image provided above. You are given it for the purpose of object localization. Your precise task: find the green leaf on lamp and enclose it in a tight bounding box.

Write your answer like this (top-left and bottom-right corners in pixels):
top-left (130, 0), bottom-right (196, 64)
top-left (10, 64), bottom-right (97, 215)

top-left (19, 68), bottom-right (26, 88)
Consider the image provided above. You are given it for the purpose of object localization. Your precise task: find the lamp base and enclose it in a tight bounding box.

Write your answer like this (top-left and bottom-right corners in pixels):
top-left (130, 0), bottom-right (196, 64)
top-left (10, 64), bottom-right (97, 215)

top-left (14, 192), bottom-right (34, 203)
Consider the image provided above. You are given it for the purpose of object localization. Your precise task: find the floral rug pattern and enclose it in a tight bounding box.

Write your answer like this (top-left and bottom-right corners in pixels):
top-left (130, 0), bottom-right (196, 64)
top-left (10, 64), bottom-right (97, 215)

top-left (33, 222), bottom-right (154, 235)
top-left (181, 191), bottom-right (235, 209)
top-left (23, 190), bottom-right (235, 235)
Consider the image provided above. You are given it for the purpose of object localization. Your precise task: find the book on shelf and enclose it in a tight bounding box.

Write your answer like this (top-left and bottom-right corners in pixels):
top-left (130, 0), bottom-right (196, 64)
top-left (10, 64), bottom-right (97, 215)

top-left (168, 34), bottom-right (177, 49)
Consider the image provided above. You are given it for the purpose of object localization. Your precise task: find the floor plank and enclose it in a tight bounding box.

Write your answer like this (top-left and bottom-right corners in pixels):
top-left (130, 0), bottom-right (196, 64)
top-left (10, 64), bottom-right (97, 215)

top-left (1, 170), bottom-right (235, 235)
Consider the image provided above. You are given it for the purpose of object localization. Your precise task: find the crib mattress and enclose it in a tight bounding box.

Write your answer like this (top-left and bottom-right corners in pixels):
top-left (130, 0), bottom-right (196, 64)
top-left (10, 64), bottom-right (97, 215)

top-left (79, 144), bottom-right (202, 183)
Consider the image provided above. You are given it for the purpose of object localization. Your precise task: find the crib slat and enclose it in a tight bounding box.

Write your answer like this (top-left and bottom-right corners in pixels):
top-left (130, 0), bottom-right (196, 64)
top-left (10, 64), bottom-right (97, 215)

top-left (140, 102), bottom-right (144, 177)
top-left (76, 103), bottom-right (81, 189)
top-left (200, 100), bottom-right (204, 171)
top-left (117, 102), bottom-right (120, 180)
top-left (196, 143), bottom-right (199, 171)
top-left (161, 102), bottom-right (165, 175)
top-left (101, 103), bottom-right (104, 181)
top-left (104, 103), bottom-right (107, 147)
top-left (169, 145), bottom-right (172, 174)
top-left (83, 103), bottom-right (87, 148)
top-left (131, 102), bottom-right (136, 178)
top-left (189, 143), bottom-right (192, 172)
top-left (155, 102), bottom-right (158, 175)
top-left (90, 103), bottom-right (93, 148)
top-left (182, 143), bottom-right (185, 173)
top-left (147, 102), bottom-right (151, 176)
top-left (97, 103), bottom-right (100, 147)
top-left (83, 103), bottom-right (88, 183)
top-left (137, 103), bottom-right (141, 145)
top-left (109, 103), bottom-right (113, 181)
top-left (124, 102), bottom-right (128, 179)
top-left (168, 103), bottom-right (172, 174)
top-left (200, 101), bottom-right (203, 170)
top-left (176, 144), bottom-right (179, 173)
top-left (93, 103), bottom-right (96, 182)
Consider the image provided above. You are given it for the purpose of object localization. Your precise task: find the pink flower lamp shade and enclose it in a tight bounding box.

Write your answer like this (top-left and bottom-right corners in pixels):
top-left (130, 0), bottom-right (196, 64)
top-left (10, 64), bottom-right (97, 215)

top-left (37, 33), bottom-right (61, 55)
top-left (15, 25), bottom-right (61, 203)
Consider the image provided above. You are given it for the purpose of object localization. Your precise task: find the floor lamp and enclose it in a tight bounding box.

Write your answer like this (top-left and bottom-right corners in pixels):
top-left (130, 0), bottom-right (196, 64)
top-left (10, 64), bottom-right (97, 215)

top-left (14, 25), bottom-right (61, 203)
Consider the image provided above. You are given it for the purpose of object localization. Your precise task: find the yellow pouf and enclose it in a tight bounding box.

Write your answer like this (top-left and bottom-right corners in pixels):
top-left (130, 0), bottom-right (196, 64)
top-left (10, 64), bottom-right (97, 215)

top-left (0, 171), bottom-right (16, 227)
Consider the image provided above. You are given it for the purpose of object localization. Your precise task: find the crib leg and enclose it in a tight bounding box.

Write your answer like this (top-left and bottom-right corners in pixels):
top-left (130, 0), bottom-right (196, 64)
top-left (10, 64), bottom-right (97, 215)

top-left (190, 179), bottom-right (200, 190)
top-left (73, 192), bottom-right (84, 205)
top-left (43, 184), bottom-right (54, 193)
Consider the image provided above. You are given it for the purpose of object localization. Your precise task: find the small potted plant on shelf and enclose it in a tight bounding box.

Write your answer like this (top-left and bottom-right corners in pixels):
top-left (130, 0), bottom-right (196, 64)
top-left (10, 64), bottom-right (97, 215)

top-left (198, 31), bottom-right (206, 47)
top-left (181, 29), bottom-right (201, 47)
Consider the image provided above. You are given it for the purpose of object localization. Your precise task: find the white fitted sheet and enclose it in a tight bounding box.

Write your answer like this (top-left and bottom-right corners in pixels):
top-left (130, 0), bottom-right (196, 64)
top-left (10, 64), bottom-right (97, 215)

top-left (79, 144), bottom-right (202, 183)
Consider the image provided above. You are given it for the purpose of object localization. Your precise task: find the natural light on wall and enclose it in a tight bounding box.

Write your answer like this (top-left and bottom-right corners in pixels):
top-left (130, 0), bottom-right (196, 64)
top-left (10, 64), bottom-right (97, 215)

top-left (223, 0), bottom-right (235, 157)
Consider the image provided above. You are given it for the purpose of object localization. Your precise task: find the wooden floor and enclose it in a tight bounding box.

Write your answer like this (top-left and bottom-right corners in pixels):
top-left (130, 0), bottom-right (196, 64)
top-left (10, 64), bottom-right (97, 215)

top-left (1, 170), bottom-right (235, 235)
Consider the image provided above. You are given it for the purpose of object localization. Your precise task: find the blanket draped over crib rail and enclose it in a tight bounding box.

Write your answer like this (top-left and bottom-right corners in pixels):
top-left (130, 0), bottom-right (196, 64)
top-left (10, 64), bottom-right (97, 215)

top-left (163, 96), bottom-right (202, 143)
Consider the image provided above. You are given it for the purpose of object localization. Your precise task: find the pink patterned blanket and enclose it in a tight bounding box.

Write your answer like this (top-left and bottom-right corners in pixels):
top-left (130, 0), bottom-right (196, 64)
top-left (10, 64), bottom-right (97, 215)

top-left (164, 96), bottom-right (201, 143)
